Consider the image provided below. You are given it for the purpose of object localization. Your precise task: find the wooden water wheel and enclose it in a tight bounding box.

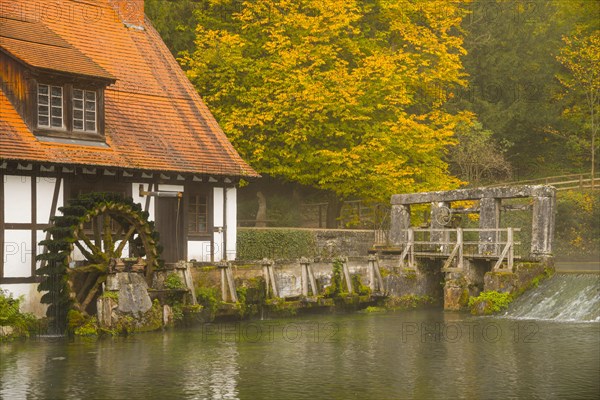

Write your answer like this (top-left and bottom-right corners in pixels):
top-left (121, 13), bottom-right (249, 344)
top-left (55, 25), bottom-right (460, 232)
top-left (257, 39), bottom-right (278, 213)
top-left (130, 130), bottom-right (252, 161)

top-left (37, 193), bottom-right (162, 319)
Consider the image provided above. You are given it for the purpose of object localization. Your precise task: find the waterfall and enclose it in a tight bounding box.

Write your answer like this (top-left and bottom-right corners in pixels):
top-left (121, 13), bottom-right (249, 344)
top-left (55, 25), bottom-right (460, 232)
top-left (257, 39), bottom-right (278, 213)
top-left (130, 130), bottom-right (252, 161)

top-left (504, 273), bottom-right (600, 322)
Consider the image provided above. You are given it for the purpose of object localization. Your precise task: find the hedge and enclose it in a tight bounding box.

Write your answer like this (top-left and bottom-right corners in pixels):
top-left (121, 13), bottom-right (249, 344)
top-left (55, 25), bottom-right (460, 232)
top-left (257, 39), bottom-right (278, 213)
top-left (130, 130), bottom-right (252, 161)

top-left (237, 228), bottom-right (317, 260)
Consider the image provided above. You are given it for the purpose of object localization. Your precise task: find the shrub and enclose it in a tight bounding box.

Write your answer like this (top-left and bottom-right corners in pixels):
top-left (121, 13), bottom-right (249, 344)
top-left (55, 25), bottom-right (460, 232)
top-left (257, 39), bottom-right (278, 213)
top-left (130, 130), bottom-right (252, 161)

top-left (0, 290), bottom-right (37, 339)
top-left (324, 259), bottom-right (345, 298)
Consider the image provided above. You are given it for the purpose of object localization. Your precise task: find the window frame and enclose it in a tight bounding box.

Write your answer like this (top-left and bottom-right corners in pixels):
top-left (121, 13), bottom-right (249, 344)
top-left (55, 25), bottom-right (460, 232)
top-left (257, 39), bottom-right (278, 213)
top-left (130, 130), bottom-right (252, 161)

top-left (32, 78), bottom-right (105, 141)
top-left (185, 187), bottom-right (213, 240)
top-left (37, 83), bottom-right (64, 130)
top-left (72, 88), bottom-right (98, 133)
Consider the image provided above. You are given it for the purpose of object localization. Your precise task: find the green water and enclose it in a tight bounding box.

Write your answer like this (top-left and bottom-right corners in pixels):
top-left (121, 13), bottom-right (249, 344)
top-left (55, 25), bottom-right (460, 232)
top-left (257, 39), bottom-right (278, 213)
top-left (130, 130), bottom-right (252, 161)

top-left (1, 309), bottom-right (599, 399)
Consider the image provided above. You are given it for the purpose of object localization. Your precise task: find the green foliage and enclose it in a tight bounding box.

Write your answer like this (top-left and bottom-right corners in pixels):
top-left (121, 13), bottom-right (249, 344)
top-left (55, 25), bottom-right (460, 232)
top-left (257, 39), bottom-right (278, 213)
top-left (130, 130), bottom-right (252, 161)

top-left (165, 273), bottom-right (186, 290)
top-left (556, 26), bottom-right (600, 177)
top-left (555, 190), bottom-right (600, 259)
top-left (0, 290), bottom-right (37, 339)
top-left (265, 298), bottom-right (298, 317)
top-left (234, 277), bottom-right (266, 318)
top-left (100, 291), bottom-right (119, 301)
top-left (196, 287), bottom-right (221, 320)
top-left (74, 316), bottom-right (99, 337)
top-left (237, 228), bottom-right (316, 260)
top-left (171, 304), bottom-right (184, 323)
top-left (383, 295), bottom-right (435, 311)
top-left (66, 309), bottom-right (85, 333)
top-left (363, 306), bottom-right (386, 313)
top-left (448, 121), bottom-right (512, 186)
top-left (324, 259), bottom-right (345, 298)
top-left (145, 0), bottom-right (199, 56)
top-left (468, 291), bottom-right (513, 315)
top-left (457, 0), bottom-right (600, 176)
top-left (351, 274), bottom-right (371, 296)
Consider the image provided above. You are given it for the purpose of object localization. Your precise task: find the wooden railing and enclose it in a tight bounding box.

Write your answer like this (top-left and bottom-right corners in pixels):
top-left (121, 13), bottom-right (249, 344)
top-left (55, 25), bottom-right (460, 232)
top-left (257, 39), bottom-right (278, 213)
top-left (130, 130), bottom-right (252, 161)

top-left (489, 172), bottom-right (600, 191)
top-left (395, 228), bottom-right (521, 271)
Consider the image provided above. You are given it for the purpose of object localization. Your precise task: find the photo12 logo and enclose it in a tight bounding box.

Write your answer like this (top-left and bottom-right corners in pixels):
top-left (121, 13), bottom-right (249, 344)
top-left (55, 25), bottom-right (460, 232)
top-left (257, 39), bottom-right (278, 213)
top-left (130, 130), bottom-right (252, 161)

top-left (401, 321), bottom-right (539, 344)
top-left (201, 321), bottom-right (339, 343)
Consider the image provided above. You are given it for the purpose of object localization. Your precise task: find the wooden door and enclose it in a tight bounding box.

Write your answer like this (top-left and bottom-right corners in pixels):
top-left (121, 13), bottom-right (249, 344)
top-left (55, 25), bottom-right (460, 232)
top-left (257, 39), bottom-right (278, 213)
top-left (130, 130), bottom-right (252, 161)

top-left (155, 197), bottom-right (185, 263)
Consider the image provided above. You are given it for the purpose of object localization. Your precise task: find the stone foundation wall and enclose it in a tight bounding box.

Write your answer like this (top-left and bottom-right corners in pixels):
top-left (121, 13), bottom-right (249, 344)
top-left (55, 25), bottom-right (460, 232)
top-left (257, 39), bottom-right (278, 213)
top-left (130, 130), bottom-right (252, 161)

top-left (192, 258), bottom-right (374, 299)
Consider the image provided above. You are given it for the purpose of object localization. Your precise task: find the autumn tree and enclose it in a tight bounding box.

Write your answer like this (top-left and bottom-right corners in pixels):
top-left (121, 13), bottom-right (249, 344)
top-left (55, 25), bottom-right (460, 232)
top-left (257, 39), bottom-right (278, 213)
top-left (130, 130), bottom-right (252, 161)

top-left (181, 0), bottom-right (471, 226)
top-left (556, 29), bottom-right (600, 187)
top-left (448, 122), bottom-right (512, 185)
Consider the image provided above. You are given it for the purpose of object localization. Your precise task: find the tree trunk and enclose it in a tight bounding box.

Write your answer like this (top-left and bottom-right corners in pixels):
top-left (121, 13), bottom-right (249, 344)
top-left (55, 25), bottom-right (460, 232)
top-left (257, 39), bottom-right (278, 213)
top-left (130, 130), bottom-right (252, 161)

top-left (326, 193), bottom-right (343, 229)
top-left (255, 191), bottom-right (267, 227)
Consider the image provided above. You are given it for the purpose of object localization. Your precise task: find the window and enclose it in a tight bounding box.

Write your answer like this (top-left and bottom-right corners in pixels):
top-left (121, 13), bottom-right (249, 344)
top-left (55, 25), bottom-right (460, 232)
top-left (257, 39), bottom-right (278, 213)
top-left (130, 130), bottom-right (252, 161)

top-left (35, 82), bottom-right (102, 138)
top-left (188, 194), bottom-right (208, 234)
top-left (73, 89), bottom-right (97, 132)
top-left (37, 84), bottom-right (63, 128)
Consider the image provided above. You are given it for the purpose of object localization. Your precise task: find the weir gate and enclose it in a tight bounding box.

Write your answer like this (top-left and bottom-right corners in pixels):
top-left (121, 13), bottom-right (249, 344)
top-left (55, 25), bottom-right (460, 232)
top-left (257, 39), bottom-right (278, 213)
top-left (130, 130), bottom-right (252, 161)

top-left (380, 185), bottom-right (556, 309)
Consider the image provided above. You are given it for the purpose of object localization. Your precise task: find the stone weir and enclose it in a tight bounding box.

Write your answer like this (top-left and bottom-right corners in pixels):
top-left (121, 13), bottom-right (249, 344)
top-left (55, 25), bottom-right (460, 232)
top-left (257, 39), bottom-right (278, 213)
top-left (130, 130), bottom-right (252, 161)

top-left (384, 185), bottom-right (557, 311)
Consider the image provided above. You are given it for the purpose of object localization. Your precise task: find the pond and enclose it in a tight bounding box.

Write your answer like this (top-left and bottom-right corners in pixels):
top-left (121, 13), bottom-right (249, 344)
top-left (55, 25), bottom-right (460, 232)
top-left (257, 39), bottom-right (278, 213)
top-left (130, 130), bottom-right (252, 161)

top-left (2, 305), bottom-right (599, 399)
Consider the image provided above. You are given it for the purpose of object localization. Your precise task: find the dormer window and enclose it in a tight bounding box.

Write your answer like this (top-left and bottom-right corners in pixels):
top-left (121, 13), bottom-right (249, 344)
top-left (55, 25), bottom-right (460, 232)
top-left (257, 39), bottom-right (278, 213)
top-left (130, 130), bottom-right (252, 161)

top-left (73, 89), bottom-right (97, 132)
top-left (37, 84), bottom-right (63, 129)
top-left (33, 80), bottom-right (105, 141)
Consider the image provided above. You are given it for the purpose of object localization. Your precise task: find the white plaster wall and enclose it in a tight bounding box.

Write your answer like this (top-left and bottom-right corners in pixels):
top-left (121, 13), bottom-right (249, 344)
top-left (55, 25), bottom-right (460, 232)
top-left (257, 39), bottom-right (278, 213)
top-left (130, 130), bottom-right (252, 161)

top-left (213, 232), bottom-right (223, 262)
top-left (213, 187), bottom-right (224, 262)
top-left (158, 184), bottom-right (184, 193)
top-left (4, 175), bottom-right (31, 223)
top-left (72, 240), bottom-right (90, 262)
top-left (36, 230), bottom-right (46, 270)
top-left (3, 230), bottom-right (32, 277)
top-left (132, 182), bottom-right (155, 221)
top-left (36, 177), bottom-right (63, 224)
top-left (225, 187), bottom-right (237, 260)
top-left (187, 240), bottom-right (212, 262)
top-left (0, 283), bottom-right (48, 317)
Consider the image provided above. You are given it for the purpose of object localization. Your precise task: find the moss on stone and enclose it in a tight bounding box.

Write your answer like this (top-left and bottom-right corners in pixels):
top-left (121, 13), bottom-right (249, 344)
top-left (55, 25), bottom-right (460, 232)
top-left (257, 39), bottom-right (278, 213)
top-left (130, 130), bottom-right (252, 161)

top-left (382, 295), bottom-right (434, 310)
top-left (468, 291), bottom-right (513, 315)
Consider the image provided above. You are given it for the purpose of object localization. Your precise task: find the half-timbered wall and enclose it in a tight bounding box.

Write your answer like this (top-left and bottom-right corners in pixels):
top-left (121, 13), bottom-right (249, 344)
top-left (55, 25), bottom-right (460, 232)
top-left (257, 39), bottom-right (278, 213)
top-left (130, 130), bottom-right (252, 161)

top-left (0, 172), bottom-right (64, 315)
top-left (0, 169), bottom-right (238, 315)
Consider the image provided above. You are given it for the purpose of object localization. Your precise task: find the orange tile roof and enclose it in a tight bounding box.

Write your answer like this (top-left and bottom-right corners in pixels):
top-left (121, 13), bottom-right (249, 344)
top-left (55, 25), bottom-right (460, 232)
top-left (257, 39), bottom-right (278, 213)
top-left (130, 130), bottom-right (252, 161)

top-left (0, 16), bottom-right (115, 80)
top-left (0, 0), bottom-right (258, 178)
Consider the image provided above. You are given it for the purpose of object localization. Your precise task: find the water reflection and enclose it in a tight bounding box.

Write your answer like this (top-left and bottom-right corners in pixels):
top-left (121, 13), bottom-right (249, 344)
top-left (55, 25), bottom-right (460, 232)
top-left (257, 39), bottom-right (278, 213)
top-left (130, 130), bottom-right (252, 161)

top-left (1, 312), bottom-right (599, 399)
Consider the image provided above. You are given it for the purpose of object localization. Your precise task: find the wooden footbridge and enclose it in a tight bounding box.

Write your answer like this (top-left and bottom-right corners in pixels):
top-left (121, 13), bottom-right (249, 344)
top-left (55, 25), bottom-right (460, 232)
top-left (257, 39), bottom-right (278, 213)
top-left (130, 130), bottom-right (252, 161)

top-left (395, 227), bottom-right (520, 272)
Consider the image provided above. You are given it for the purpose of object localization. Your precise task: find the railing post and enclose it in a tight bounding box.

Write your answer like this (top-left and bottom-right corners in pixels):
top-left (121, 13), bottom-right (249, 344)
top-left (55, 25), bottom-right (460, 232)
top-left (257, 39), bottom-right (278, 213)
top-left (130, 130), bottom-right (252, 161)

top-left (408, 228), bottom-right (415, 269)
top-left (508, 228), bottom-right (514, 271)
top-left (457, 228), bottom-right (463, 269)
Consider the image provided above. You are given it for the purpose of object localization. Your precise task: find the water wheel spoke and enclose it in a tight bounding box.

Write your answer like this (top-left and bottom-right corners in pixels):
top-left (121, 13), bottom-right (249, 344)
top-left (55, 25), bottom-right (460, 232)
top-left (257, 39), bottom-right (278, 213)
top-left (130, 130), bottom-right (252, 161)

top-left (103, 215), bottom-right (114, 255)
top-left (113, 224), bottom-right (125, 246)
top-left (93, 215), bottom-right (103, 248)
top-left (72, 263), bottom-right (108, 274)
top-left (74, 228), bottom-right (102, 259)
top-left (77, 271), bottom-right (98, 304)
top-left (73, 240), bottom-right (95, 261)
top-left (114, 225), bottom-right (137, 258)
top-left (80, 275), bottom-right (106, 311)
